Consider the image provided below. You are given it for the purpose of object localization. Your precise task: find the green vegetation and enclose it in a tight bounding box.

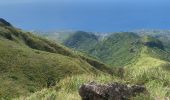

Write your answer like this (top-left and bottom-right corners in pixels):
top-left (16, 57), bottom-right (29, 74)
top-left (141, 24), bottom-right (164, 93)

top-left (15, 74), bottom-right (119, 100)
top-left (63, 31), bottom-right (170, 66)
top-left (125, 46), bottom-right (170, 99)
top-left (0, 20), bottom-right (113, 99)
top-left (59, 31), bottom-right (170, 99)
top-left (89, 32), bottom-right (142, 66)
top-left (63, 32), bottom-right (142, 66)
top-left (20, 31), bottom-right (170, 100)
top-left (135, 29), bottom-right (170, 50)
top-left (0, 19), bottom-right (170, 99)
top-left (64, 31), bottom-right (99, 52)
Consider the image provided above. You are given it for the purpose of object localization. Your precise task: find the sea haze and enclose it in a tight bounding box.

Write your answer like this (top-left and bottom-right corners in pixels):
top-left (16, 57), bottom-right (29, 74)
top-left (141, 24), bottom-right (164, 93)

top-left (0, 0), bottom-right (170, 32)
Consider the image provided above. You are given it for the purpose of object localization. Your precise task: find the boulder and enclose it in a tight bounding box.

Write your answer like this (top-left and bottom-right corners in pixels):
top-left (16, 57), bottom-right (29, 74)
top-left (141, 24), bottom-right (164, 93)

top-left (79, 82), bottom-right (146, 100)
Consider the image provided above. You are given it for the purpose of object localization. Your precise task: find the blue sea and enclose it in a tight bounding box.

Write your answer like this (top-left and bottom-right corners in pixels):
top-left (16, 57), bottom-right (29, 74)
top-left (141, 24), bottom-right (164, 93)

top-left (0, 0), bottom-right (170, 32)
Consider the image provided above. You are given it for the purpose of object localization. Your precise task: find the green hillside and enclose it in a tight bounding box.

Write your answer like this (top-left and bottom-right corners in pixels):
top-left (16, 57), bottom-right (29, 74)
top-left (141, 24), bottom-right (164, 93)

top-left (89, 32), bottom-right (142, 66)
top-left (18, 44), bottom-right (170, 100)
top-left (0, 19), bottom-right (170, 99)
top-left (40, 31), bottom-right (169, 99)
top-left (64, 32), bottom-right (142, 66)
top-left (63, 31), bottom-right (170, 67)
top-left (0, 19), bottom-right (113, 99)
top-left (64, 31), bottom-right (99, 52)
top-left (135, 29), bottom-right (170, 50)
top-left (125, 46), bottom-right (170, 99)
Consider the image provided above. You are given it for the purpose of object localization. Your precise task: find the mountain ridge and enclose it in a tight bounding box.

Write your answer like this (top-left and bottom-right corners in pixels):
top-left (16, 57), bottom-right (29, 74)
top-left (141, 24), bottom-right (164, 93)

top-left (0, 19), bottom-right (114, 99)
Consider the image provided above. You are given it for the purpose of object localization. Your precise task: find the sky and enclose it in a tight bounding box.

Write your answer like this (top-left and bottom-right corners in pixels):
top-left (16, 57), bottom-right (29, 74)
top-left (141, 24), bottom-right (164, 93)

top-left (0, 0), bottom-right (170, 32)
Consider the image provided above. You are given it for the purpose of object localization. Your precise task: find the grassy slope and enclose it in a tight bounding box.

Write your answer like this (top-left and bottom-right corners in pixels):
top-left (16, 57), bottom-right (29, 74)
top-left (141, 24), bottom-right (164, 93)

top-left (17, 34), bottom-right (170, 100)
top-left (125, 35), bottom-right (170, 98)
top-left (125, 46), bottom-right (170, 99)
top-left (16, 74), bottom-right (116, 100)
top-left (1, 19), bottom-right (169, 99)
top-left (0, 23), bottom-right (113, 99)
top-left (89, 32), bottom-right (142, 67)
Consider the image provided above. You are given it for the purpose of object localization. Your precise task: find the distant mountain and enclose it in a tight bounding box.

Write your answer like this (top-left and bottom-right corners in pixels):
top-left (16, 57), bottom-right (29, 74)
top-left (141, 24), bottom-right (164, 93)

top-left (90, 32), bottom-right (142, 66)
top-left (0, 19), bottom-right (113, 99)
top-left (134, 29), bottom-right (170, 50)
top-left (35, 31), bottom-right (111, 44)
top-left (63, 31), bottom-right (170, 66)
top-left (64, 31), bottom-right (99, 52)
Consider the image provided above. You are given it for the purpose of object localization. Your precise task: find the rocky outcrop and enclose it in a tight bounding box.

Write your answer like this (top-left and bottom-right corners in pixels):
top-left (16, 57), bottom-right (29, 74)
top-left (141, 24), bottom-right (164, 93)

top-left (79, 82), bottom-right (146, 100)
top-left (0, 18), bottom-right (12, 26)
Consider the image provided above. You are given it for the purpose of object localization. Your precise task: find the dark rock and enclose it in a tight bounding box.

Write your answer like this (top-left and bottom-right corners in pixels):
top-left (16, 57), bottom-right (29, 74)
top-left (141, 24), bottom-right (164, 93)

top-left (0, 18), bottom-right (12, 26)
top-left (143, 41), bottom-right (164, 50)
top-left (129, 48), bottom-right (135, 53)
top-left (79, 82), bottom-right (146, 100)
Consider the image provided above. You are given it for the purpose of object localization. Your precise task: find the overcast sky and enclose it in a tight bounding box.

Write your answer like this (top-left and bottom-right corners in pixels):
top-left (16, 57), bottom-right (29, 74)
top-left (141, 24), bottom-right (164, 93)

top-left (0, 0), bottom-right (170, 32)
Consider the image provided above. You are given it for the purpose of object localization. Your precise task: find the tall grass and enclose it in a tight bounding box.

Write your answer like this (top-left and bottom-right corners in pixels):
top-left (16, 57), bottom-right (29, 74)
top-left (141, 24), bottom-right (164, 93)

top-left (125, 47), bottom-right (170, 99)
top-left (15, 74), bottom-right (118, 100)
